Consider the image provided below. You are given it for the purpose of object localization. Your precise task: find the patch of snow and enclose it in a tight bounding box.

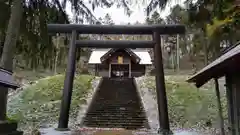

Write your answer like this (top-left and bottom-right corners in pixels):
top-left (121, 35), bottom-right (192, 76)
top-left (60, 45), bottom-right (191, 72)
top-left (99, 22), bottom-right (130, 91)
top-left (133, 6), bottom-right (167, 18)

top-left (135, 76), bottom-right (215, 135)
top-left (135, 76), bottom-right (159, 131)
top-left (73, 77), bottom-right (101, 128)
top-left (40, 128), bottom-right (70, 135)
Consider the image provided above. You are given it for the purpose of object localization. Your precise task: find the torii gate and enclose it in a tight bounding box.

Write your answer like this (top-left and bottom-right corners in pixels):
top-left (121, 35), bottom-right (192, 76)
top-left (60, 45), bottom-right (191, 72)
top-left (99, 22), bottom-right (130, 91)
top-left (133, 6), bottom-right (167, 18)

top-left (47, 24), bottom-right (185, 134)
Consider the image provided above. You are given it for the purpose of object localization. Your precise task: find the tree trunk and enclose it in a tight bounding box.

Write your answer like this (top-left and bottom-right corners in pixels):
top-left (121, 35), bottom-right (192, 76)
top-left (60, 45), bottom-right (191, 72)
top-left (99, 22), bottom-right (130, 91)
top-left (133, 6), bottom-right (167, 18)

top-left (176, 34), bottom-right (180, 72)
top-left (0, 0), bottom-right (24, 121)
top-left (171, 51), bottom-right (176, 71)
top-left (54, 35), bottom-right (60, 74)
top-left (203, 40), bottom-right (208, 65)
top-left (202, 26), bottom-right (208, 65)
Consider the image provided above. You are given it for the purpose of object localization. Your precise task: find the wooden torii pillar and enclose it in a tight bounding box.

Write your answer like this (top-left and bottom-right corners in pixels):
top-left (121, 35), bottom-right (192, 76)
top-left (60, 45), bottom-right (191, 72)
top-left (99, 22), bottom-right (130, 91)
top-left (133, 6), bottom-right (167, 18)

top-left (47, 24), bottom-right (185, 133)
top-left (153, 31), bottom-right (170, 133)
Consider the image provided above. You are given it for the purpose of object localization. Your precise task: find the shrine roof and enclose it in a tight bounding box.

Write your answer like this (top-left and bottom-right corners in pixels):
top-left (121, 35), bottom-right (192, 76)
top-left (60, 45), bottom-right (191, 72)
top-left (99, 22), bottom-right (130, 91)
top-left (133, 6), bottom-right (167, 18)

top-left (187, 41), bottom-right (240, 88)
top-left (88, 49), bottom-right (152, 65)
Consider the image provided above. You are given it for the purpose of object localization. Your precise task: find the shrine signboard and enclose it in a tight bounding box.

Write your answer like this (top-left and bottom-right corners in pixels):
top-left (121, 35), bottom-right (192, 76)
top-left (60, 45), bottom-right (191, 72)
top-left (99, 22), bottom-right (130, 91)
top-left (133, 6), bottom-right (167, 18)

top-left (118, 56), bottom-right (123, 64)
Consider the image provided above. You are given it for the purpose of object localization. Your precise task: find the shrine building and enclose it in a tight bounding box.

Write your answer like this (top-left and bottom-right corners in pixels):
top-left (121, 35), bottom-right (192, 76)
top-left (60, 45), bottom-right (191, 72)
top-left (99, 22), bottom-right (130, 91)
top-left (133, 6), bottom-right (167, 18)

top-left (88, 48), bottom-right (152, 77)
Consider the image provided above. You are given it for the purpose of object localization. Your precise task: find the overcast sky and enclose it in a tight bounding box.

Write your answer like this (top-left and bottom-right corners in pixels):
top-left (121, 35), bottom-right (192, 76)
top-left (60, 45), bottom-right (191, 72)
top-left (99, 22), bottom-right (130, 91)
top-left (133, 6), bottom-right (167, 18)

top-left (66, 0), bottom-right (185, 24)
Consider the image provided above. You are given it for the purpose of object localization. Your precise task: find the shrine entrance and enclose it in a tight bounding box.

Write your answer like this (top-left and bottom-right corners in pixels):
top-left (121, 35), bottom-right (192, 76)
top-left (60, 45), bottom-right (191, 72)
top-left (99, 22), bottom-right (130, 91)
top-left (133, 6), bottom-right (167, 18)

top-left (110, 64), bottom-right (130, 78)
top-left (47, 23), bottom-right (185, 134)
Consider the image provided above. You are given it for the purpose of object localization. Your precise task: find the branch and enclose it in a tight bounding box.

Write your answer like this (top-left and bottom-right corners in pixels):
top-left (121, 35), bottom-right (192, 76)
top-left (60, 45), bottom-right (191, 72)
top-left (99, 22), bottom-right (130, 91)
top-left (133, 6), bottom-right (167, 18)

top-left (146, 0), bottom-right (168, 16)
top-left (77, 1), bottom-right (99, 23)
top-left (122, 0), bottom-right (133, 16)
top-left (54, 0), bottom-right (70, 24)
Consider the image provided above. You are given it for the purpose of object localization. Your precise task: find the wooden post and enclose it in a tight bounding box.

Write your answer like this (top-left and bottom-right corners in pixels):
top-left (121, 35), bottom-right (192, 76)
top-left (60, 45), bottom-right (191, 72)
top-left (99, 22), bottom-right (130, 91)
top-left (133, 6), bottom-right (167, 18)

top-left (57, 30), bottom-right (77, 129)
top-left (109, 64), bottom-right (111, 77)
top-left (129, 62), bottom-right (131, 78)
top-left (176, 34), bottom-right (180, 72)
top-left (225, 75), bottom-right (235, 135)
top-left (0, 87), bottom-right (8, 120)
top-left (95, 65), bottom-right (97, 76)
top-left (153, 31), bottom-right (171, 134)
top-left (214, 78), bottom-right (225, 135)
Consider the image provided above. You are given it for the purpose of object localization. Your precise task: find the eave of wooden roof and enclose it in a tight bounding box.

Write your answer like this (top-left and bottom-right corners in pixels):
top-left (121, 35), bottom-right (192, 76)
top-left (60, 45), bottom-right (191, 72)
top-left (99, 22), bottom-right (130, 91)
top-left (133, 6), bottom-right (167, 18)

top-left (0, 67), bottom-right (19, 89)
top-left (88, 49), bottom-right (152, 65)
top-left (187, 41), bottom-right (240, 88)
top-left (100, 48), bottom-right (141, 63)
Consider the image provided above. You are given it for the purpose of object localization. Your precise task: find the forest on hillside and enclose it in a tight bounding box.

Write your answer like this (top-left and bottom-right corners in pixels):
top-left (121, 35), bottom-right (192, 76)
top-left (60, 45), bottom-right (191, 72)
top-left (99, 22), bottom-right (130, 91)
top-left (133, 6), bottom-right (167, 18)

top-left (0, 0), bottom-right (239, 75)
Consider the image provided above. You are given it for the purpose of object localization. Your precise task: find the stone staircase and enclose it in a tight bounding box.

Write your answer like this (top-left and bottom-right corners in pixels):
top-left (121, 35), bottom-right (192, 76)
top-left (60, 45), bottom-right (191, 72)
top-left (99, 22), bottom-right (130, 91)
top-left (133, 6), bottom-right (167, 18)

top-left (81, 77), bottom-right (150, 130)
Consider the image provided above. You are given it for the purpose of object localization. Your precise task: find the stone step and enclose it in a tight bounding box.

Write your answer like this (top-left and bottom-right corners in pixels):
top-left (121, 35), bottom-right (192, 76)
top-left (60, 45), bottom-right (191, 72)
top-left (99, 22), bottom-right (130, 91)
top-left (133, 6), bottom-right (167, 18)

top-left (90, 104), bottom-right (142, 106)
top-left (92, 101), bottom-right (141, 103)
top-left (84, 114), bottom-right (147, 118)
top-left (89, 103), bottom-right (142, 105)
top-left (84, 120), bottom-right (147, 123)
top-left (83, 119), bottom-right (148, 123)
top-left (84, 116), bottom-right (147, 120)
top-left (82, 78), bottom-right (149, 129)
top-left (88, 109), bottom-right (144, 112)
top-left (83, 123), bottom-right (146, 128)
top-left (87, 106), bottom-right (143, 109)
top-left (94, 95), bottom-right (138, 98)
top-left (94, 98), bottom-right (140, 100)
top-left (91, 101), bottom-right (141, 104)
top-left (85, 114), bottom-right (146, 118)
top-left (85, 111), bottom-right (145, 114)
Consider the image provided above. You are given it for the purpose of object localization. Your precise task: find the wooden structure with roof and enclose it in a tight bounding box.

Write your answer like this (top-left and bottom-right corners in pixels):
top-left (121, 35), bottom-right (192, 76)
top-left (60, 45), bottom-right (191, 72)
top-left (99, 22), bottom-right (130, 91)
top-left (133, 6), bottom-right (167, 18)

top-left (88, 48), bottom-right (152, 77)
top-left (187, 41), bottom-right (240, 135)
top-left (0, 67), bottom-right (22, 135)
